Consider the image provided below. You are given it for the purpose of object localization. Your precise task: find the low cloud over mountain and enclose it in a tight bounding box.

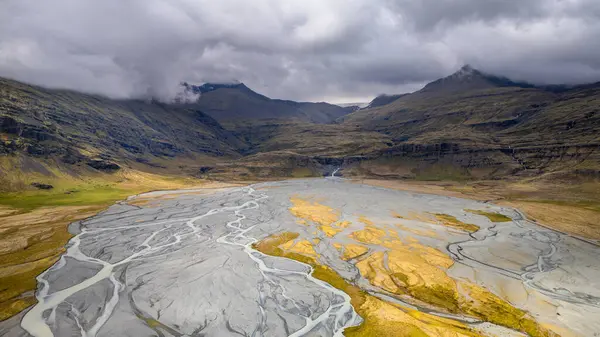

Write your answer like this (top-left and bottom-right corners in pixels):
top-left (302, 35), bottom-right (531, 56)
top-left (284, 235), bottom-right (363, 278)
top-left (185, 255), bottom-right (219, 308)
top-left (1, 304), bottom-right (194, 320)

top-left (1, 0), bottom-right (600, 102)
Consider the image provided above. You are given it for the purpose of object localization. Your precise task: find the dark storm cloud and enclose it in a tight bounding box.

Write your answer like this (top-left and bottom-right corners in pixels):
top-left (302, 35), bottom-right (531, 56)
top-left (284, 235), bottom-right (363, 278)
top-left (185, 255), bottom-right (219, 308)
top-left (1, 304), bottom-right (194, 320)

top-left (1, 0), bottom-right (600, 103)
top-left (386, 0), bottom-right (551, 30)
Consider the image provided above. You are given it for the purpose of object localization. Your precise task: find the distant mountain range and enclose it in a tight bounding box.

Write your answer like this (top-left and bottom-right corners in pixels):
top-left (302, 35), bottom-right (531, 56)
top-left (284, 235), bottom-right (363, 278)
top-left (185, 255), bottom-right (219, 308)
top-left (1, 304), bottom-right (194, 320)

top-left (1, 65), bottom-right (599, 188)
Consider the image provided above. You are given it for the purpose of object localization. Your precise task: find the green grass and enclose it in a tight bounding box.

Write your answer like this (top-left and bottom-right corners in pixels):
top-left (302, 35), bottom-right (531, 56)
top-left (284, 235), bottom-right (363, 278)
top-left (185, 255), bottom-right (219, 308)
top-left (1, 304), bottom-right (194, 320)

top-left (0, 164), bottom-right (201, 211)
top-left (0, 185), bottom-right (135, 210)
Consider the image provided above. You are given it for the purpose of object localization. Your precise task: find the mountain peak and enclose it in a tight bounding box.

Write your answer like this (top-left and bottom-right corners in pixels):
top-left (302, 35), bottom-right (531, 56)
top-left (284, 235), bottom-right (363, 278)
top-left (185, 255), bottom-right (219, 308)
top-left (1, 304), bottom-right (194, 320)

top-left (420, 65), bottom-right (535, 94)
top-left (183, 82), bottom-right (247, 94)
top-left (456, 64), bottom-right (477, 76)
top-left (460, 64), bottom-right (474, 72)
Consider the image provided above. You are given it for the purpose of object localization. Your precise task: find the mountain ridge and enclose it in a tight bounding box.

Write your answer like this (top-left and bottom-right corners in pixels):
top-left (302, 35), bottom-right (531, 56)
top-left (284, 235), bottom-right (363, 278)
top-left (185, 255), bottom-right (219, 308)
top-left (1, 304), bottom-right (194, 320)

top-left (183, 82), bottom-right (354, 124)
top-left (2, 65), bottom-right (599, 188)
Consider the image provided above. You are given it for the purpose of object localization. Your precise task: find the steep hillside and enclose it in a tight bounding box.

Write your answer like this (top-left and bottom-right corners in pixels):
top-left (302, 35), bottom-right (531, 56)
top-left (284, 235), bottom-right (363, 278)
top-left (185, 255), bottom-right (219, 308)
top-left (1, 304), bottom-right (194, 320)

top-left (184, 83), bottom-right (354, 123)
top-left (342, 66), bottom-right (600, 179)
top-left (224, 120), bottom-right (391, 156)
top-left (365, 93), bottom-right (409, 109)
top-left (2, 67), bottom-right (599, 184)
top-left (0, 78), bottom-right (245, 190)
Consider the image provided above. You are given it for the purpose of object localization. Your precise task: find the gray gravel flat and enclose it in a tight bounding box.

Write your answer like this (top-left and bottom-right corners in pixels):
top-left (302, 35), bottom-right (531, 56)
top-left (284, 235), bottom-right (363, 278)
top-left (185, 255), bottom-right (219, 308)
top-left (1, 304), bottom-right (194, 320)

top-left (1, 178), bottom-right (599, 336)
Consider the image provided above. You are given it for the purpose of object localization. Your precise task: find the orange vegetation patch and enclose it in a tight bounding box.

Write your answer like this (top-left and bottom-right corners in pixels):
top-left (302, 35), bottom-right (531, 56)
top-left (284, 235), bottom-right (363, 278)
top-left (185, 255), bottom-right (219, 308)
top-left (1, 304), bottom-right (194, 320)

top-left (350, 223), bottom-right (558, 337)
top-left (289, 196), bottom-right (339, 227)
top-left (337, 244), bottom-right (370, 261)
top-left (254, 232), bottom-right (484, 337)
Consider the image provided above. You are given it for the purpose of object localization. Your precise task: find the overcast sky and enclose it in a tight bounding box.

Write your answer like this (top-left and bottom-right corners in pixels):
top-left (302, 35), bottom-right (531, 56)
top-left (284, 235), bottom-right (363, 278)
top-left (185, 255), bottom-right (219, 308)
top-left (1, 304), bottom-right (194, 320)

top-left (1, 0), bottom-right (600, 103)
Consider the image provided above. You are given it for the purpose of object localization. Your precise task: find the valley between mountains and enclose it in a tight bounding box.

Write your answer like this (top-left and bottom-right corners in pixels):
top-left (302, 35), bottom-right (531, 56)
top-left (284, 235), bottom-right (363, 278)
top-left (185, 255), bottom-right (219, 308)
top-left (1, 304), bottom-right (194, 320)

top-left (1, 66), bottom-right (599, 337)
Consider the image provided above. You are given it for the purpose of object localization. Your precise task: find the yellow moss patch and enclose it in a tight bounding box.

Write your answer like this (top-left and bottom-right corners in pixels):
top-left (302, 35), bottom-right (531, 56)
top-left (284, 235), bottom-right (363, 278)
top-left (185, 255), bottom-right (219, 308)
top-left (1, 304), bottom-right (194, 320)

top-left (459, 282), bottom-right (558, 337)
top-left (350, 226), bottom-right (388, 245)
top-left (253, 233), bottom-right (483, 337)
top-left (407, 243), bottom-right (454, 269)
top-left (345, 296), bottom-right (481, 337)
top-left (340, 244), bottom-right (370, 261)
top-left (280, 239), bottom-right (318, 259)
top-left (135, 314), bottom-right (182, 336)
top-left (320, 225), bottom-right (343, 237)
top-left (351, 224), bottom-right (557, 336)
top-left (391, 211), bottom-right (406, 219)
top-left (396, 223), bottom-right (439, 238)
top-left (0, 296), bottom-right (37, 321)
top-left (284, 196), bottom-right (555, 336)
top-left (253, 232), bottom-right (300, 255)
top-left (319, 220), bottom-right (352, 237)
top-left (357, 247), bottom-right (460, 313)
top-left (337, 220), bottom-right (352, 228)
top-left (359, 215), bottom-right (374, 226)
top-left (289, 197), bottom-right (339, 227)
top-left (357, 251), bottom-right (401, 294)
top-left (465, 209), bottom-right (512, 222)
top-left (434, 214), bottom-right (480, 233)
top-left (406, 211), bottom-right (438, 224)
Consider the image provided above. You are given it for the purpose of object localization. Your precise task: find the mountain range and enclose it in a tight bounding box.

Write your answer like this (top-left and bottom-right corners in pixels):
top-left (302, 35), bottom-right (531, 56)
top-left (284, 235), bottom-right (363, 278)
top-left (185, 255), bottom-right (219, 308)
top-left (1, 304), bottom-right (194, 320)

top-left (1, 65), bottom-right (599, 189)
